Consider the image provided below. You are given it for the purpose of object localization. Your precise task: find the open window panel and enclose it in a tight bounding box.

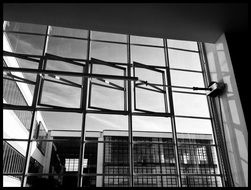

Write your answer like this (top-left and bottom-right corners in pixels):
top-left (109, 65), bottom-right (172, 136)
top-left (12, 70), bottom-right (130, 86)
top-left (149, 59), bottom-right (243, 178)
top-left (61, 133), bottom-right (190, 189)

top-left (37, 53), bottom-right (85, 109)
top-left (133, 61), bottom-right (169, 114)
top-left (88, 58), bottom-right (127, 111)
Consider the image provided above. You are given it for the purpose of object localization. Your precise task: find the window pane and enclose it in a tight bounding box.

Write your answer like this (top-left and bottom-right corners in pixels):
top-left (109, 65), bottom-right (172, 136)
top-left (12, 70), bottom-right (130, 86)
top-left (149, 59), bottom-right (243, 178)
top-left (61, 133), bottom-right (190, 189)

top-left (91, 41), bottom-right (127, 63)
top-left (49, 26), bottom-right (88, 38)
top-left (89, 84), bottom-right (124, 111)
top-left (173, 92), bottom-right (210, 117)
top-left (47, 37), bottom-right (87, 59)
top-left (131, 35), bottom-right (163, 46)
top-left (170, 70), bottom-right (204, 88)
top-left (135, 87), bottom-right (166, 113)
top-left (40, 80), bottom-right (81, 108)
top-left (4, 21), bottom-right (47, 34)
top-left (167, 39), bottom-right (198, 51)
top-left (45, 59), bottom-right (84, 73)
top-left (91, 31), bottom-right (127, 42)
top-left (3, 32), bottom-right (45, 55)
top-left (168, 49), bottom-right (201, 71)
top-left (131, 45), bottom-right (165, 66)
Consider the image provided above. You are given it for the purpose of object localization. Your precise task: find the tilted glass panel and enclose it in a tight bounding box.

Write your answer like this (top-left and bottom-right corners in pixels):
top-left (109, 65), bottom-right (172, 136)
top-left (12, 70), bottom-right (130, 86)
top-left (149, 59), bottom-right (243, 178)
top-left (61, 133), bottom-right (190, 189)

top-left (89, 84), bottom-right (125, 111)
top-left (91, 31), bottom-right (127, 43)
top-left (134, 87), bottom-right (166, 113)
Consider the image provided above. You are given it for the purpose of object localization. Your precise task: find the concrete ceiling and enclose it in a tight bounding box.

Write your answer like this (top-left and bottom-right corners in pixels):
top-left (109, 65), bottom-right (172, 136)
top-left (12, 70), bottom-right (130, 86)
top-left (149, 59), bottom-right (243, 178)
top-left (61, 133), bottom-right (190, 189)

top-left (3, 3), bottom-right (248, 43)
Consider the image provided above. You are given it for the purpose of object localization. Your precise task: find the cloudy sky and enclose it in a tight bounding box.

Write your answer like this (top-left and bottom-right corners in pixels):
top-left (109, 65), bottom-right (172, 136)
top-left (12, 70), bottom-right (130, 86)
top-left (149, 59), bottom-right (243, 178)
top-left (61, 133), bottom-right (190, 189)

top-left (4, 21), bottom-right (213, 136)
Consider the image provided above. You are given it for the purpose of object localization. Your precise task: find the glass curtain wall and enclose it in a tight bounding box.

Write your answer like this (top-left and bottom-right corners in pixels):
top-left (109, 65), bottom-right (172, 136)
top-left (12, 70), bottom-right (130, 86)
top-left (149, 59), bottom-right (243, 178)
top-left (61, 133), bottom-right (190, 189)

top-left (3, 21), bottom-right (225, 187)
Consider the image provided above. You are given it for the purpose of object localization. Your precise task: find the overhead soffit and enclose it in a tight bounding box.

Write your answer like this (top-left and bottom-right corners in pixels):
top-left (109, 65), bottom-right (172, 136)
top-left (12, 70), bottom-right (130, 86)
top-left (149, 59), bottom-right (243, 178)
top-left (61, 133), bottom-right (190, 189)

top-left (3, 3), bottom-right (248, 43)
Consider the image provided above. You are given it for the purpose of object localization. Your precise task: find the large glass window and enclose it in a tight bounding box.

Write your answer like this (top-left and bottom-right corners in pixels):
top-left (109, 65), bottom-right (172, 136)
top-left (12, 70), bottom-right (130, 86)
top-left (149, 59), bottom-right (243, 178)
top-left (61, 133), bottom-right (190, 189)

top-left (3, 20), bottom-right (227, 188)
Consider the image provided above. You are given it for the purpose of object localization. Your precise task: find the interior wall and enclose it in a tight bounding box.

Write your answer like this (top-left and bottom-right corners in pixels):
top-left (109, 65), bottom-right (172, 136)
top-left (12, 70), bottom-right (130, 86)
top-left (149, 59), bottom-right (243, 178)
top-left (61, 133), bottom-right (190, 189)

top-left (204, 34), bottom-right (248, 187)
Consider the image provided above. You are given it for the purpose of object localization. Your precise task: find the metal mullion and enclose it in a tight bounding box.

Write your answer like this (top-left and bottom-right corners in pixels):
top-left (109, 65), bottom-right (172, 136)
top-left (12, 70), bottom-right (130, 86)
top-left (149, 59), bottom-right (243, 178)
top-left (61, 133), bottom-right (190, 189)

top-left (3, 67), bottom-right (138, 81)
top-left (131, 112), bottom-right (171, 117)
top-left (21, 25), bottom-right (49, 187)
top-left (3, 30), bottom-right (46, 37)
top-left (169, 67), bottom-right (203, 73)
top-left (91, 81), bottom-right (124, 91)
top-left (130, 43), bottom-right (164, 49)
top-left (91, 57), bottom-right (126, 70)
top-left (3, 74), bottom-right (36, 85)
top-left (3, 50), bottom-right (41, 62)
top-left (43, 77), bottom-right (82, 88)
top-left (175, 115), bottom-right (211, 120)
top-left (95, 77), bottom-right (125, 90)
top-left (45, 53), bottom-right (86, 67)
top-left (78, 29), bottom-right (90, 187)
top-left (37, 102), bottom-right (81, 110)
top-left (199, 42), bottom-right (233, 187)
top-left (127, 35), bottom-right (134, 187)
top-left (86, 109), bottom-right (129, 115)
top-left (91, 38), bottom-right (128, 45)
top-left (172, 90), bottom-right (207, 96)
top-left (164, 39), bottom-right (182, 187)
top-left (168, 46), bottom-right (199, 53)
top-left (36, 106), bottom-right (82, 113)
top-left (3, 104), bottom-right (33, 111)
top-left (135, 84), bottom-right (165, 93)
top-left (48, 34), bottom-right (89, 41)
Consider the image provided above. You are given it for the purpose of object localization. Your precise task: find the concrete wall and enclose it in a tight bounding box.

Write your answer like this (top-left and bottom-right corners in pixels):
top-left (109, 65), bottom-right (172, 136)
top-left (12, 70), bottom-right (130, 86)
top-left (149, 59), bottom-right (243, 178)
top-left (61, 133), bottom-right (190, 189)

top-left (204, 34), bottom-right (248, 187)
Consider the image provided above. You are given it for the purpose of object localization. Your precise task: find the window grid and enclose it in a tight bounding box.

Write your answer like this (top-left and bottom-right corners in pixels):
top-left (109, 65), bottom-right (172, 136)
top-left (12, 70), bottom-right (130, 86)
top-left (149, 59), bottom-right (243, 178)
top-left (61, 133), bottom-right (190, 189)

top-left (2, 20), bottom-right (229, 187)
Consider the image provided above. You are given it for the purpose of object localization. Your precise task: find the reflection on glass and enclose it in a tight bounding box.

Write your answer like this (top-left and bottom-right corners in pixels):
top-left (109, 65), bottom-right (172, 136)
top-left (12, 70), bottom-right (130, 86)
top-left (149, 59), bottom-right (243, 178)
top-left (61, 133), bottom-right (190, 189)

top-left (40, 80), bottom-right (81, 108)
top-left (39, 111), bottom-right (82, 130)
top-left (85, 114), bottom-right (128, 132)
top-left (91, 41), bottom-right (127, 63)
top-left (49, 26), bottom-right (88, 38)
top-left (91, 31), bottom-right (127, 42)
top-left (45, 60), bottom-right (84, 73)
top-left (170, 70), bottom-right (204, 88)
top-left (132, 116), bottom-right (172, 132)
top-left (175, 117), bottom-right (213, 135)
top-left (167, 39), bottom-right (198, 51)
top-left (3, 140), bottom-right (27, 178)
top-left (168, 49), bottom-right (201, 71)
top-left (131, 45), bottom-right (165, 66)
top-left (3, 110), bottom-right (33, 139)
top-left (173, 92), bottom-right (210, 117)
top-left (4, 32), bottom-right (45, 55)
top-left (4, 21), bottom-right (47, 34)
top-left (47, 37), bottom-right (87, 59)
top-left (3, 56), bottom-right (39, 69)
top-left (131, 35), bottom-right (163, 46)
